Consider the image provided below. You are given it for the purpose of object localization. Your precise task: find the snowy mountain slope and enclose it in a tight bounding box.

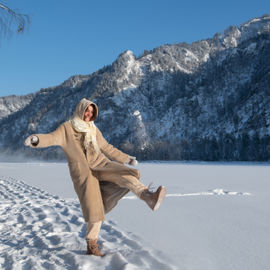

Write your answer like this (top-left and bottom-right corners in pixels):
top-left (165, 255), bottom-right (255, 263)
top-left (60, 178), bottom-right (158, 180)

top-left (0, 176), bottom-right (175, 270)
top-left (0, 94), bottom-right (34, 120)
top-left (0, 15), bottom-right (270, 161)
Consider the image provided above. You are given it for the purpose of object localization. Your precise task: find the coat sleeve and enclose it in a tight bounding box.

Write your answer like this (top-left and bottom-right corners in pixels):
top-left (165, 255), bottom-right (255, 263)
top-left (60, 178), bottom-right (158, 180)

top-left (30, 123), bottom-right (66, 148)
top-left (96, 127), bottom-right (130, 164)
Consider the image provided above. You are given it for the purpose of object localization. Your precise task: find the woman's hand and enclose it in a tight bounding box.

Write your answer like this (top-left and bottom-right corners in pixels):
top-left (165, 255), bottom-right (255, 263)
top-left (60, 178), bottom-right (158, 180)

top-left (128, 156), bottom-right (138, 166)
top-left (24, 135), bottom-right (39, 146)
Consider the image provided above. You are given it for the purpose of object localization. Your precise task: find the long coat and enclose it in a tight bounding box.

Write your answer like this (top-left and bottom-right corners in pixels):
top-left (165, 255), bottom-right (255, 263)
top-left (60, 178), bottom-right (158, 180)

top-left (30, 99), bottom-right (140, 223)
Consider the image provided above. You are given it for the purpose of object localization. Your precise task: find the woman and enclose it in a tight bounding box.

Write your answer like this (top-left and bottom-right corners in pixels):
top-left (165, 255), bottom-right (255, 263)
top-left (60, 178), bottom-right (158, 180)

top-left (24, 98), bottom-right (166, 257)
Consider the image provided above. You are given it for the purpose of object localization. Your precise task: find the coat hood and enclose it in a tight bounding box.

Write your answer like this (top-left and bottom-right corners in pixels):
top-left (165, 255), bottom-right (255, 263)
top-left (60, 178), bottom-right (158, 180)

top-left (73, 98), bottom-right (98, 121)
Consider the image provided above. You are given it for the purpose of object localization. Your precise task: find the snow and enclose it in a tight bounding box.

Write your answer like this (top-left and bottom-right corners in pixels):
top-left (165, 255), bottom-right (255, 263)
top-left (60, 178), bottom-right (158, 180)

top-left (174, 62), bottom-right (192, 73)
top-left (240, 16), bottom-right (270, 43)
top-left (241, 17), bottom-right (266, 29)
top-left (132, 111), bottom-right (149, 150)
top-left (110, 87), bottom-right (136, 106)
top-left (137, 52), bottom-right (192, 75)
top-left (0, 161), bottom-right (270, 270)
top-left (0, 164), bottom-right (172, 270)
top-left (184, 49), bottom-right (199, 62)
top-left (116, 50), bottom-right (143, 92)
top-left (244, 42), bottom-right (257, 54)
top-left (133, 110), bottom-right (140, 118)
top-left (202, 53), bottom-right (210, 62)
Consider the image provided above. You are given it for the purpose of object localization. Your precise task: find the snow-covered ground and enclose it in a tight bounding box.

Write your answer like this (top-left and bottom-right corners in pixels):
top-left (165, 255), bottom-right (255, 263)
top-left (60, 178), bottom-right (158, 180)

top-left (0, 161), bottom-right (269, 270)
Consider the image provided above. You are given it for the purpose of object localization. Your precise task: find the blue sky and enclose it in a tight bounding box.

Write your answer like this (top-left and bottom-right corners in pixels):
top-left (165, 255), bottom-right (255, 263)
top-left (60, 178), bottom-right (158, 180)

top-left (0, 0), bottom-right (269, 96)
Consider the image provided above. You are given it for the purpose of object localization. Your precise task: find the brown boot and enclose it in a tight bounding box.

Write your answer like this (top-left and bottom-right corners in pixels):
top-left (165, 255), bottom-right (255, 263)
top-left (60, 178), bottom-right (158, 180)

top-left (140, 186), bottom-right (166, 211)
top-left (86, 239), bottom-right (105, 257)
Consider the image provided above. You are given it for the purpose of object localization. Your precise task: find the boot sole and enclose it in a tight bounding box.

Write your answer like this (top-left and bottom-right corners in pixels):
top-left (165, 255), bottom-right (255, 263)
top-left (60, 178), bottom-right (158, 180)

top-left (86, 251), bottom-right (105, 257)
top-left (153, 186), bottom-right (166, 211)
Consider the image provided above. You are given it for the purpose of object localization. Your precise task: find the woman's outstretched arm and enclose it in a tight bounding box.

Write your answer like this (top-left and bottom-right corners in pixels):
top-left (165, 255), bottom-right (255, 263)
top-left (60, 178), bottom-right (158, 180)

top-left (25, 123), bottom-right (66, 148)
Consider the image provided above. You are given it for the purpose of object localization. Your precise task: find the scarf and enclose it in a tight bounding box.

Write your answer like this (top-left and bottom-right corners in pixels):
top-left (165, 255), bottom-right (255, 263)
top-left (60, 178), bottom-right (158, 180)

top-left (69, 117), bottom-right (100, 153)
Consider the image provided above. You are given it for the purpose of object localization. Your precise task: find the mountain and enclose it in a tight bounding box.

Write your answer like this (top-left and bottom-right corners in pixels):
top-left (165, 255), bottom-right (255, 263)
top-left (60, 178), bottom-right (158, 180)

top-left (1, 14), bottom-right (270, 161)
top-left (0, 94), bottom-right (34, 120)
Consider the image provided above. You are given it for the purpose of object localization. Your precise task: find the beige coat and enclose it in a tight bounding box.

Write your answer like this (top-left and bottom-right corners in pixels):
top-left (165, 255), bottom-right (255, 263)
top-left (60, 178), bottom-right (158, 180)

top-left (30, 99), bottom-right (140, 223)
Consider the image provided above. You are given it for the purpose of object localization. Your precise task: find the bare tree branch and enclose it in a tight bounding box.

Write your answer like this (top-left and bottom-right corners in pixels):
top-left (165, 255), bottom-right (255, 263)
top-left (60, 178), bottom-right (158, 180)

top-left (0, 1), bottom-right (30, 40)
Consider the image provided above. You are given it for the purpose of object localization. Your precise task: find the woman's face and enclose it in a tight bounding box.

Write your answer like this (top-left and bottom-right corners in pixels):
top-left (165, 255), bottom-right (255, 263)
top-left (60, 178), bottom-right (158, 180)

top-left (84, 105), bottom-right (94, 122)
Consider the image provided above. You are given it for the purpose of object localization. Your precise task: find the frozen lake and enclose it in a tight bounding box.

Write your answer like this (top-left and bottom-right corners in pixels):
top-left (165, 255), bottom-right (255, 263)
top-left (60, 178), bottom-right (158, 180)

top-left (0, 161), bottom-right (269, 269)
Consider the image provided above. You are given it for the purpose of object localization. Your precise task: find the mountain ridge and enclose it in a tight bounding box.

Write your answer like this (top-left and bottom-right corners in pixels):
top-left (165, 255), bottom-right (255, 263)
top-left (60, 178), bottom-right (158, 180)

top-left (1, 14), bottom-right (270, 161)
